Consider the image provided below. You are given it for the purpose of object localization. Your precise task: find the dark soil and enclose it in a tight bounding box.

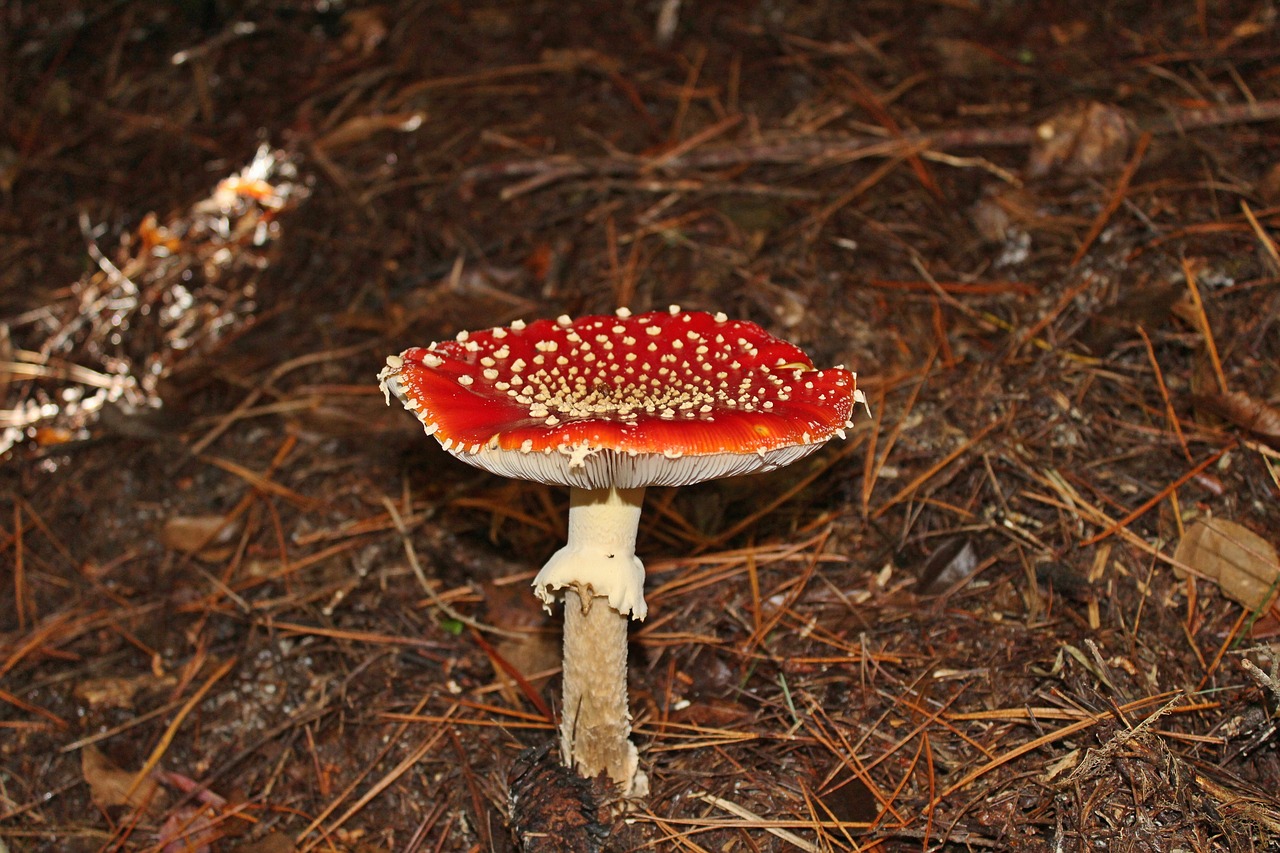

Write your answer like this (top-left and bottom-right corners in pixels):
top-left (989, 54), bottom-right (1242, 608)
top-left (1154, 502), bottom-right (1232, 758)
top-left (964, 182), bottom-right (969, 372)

top-left (3, 2), bottom-right (1279, 851)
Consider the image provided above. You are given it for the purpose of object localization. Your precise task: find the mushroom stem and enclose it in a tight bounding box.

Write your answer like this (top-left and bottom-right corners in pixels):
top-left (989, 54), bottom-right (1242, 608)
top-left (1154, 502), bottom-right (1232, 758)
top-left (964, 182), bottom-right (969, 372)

top-left (562, 588), bottom-right (647, 797)
top-left (534, 485), bottom-right (648, 620)
top-left (534, 485), bottom-right (649, 796)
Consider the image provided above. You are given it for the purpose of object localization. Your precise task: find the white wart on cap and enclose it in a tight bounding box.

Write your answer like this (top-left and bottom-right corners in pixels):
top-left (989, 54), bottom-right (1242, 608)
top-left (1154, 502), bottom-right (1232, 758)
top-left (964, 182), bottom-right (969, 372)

top-left (379, 306), bottom-right (863, 490)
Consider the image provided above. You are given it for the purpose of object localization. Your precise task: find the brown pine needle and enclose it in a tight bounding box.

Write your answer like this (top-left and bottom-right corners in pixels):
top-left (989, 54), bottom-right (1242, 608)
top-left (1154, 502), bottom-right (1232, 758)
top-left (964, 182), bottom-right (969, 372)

top-left (1137, 324), bottom-right (1192, 462)
top-left (874, 418), bottom-right (1001, 518)
top-left (1241, 200), bottom-right (1280, 270)
top-left (1182, 257), bottom-right (1228, 393)
top-left (698, 439), bottom-right (863, 551)
top-left (0, 687), bottom-right (67, 729)
top-left (933, 691), bottom-right (1188, 803)
top-left (300, 707), bottom-right (459, 852)
top-left (265, 619), bottom-right (450, 654)
top-left (1079, 444), bottom-right (1231, 546)
top-left (12, 503), bottom-right (26, 631)
top-left (862, 354), bottom-right (935, 516)
top-left (802, 696), bottom-right (906, 824)
top-left (201, 453), bottom-right (321, 510)
top-left (696, 792), bottom-right (825, 852)
top-left (296, 700), bottom-right (458, 850)
top-left (122, 656), bottom-right (237, 806)
top-left (1071, 131), bottom-right (1151, 266)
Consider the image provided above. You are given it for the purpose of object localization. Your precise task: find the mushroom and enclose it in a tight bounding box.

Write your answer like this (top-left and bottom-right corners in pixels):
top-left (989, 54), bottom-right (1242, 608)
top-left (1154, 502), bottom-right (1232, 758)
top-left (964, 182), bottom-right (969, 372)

top-left (379, 306), bottom-right (864, 797)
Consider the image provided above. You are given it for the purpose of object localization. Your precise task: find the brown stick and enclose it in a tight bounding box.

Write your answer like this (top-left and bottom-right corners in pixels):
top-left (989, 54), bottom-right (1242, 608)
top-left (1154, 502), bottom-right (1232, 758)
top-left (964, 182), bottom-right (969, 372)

top-left (461, 98), bottom-right (1280, 198)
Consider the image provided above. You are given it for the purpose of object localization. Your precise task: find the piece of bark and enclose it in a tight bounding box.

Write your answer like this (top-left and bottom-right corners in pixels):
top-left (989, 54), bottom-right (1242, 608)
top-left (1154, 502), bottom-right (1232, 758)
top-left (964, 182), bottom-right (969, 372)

top-left (1191, 390), bottom-right (1280, 449)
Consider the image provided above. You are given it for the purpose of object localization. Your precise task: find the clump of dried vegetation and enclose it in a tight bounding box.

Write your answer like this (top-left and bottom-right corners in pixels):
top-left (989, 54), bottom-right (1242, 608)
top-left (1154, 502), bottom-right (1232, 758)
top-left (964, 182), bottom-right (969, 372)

top-left (2, 1), bottom-right (1278, 851)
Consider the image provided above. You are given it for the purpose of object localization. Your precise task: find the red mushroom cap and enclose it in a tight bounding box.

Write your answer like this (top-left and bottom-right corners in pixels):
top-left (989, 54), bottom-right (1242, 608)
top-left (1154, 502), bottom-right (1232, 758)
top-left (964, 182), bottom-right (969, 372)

top-left (379, 307), bottom-right (861, 489)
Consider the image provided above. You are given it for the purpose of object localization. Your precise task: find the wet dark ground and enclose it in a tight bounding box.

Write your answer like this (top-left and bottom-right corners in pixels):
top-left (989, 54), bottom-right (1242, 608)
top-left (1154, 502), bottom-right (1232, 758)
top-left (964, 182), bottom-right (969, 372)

top-left (2, 2), bottom-right (1280, 850)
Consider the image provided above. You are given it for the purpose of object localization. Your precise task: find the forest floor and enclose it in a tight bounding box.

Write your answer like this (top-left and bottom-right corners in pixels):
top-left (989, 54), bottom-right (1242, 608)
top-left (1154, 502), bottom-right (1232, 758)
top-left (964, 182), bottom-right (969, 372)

top-left (3, 1), bottom-right (1280, 851)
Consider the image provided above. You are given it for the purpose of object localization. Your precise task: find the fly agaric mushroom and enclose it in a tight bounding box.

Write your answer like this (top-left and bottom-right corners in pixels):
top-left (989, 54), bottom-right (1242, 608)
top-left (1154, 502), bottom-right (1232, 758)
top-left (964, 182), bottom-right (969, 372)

top-left (379, 306), bottom-right (864, 797)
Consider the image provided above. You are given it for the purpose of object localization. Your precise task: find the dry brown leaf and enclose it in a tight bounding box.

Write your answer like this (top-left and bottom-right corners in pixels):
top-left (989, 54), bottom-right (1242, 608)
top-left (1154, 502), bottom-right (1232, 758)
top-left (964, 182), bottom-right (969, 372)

top-left (74, 672), bottom-right (174, 710)
top-left (494, 634), bottom-right (560, 685)
top-left (1174, 518), bottom-right (1280, 612)
top-left (1028, 101), bottom-right (1133, 178)
top-left (1191, 390), bottom-right (1280, 448)
top-left (916, 538), bottom-right (980, 595)
top-left (930, 37), bottom-right (1013, 77)
top-left (540, 47), bottom-right (621, 74)
top-left (483, 577), bottom-right (558, 695)
top-left (160, 514), bottom-right (239, 557)
top-left (81, 745), bottom-right (163, 814)
top-left (484, 577), bottom-right (550, 631)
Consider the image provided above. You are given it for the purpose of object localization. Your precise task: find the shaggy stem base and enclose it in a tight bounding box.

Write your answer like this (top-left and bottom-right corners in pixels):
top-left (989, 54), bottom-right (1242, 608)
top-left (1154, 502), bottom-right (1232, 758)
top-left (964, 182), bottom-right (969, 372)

top-left (561, 588), bottom-right (647, 797)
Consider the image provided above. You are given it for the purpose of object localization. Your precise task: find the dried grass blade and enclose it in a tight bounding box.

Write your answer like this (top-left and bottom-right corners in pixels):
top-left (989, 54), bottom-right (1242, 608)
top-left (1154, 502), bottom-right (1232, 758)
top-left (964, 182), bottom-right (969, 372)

top-left (933, 691), bottom-right (1187, 803)
top-left (697, 792), bottom-right (824, 852)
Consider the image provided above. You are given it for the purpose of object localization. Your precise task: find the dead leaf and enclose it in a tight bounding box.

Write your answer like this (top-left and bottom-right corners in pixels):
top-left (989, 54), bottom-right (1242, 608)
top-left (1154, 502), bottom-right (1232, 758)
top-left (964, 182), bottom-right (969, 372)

top-left (539, 47), bottom-right (620, 74)
top-left (478, 578), bottom-right (558, 706)
top-left (74, 672), bottom-right (175, 710)
top-left (1174, 518), bottom-right (1280, 612)
top-left (160, 514), bottom-right (240, 558)
top-left (1028, 101), bottom-right (1133, 178)
top-left (916, 538), bottom-right (979, 595)
top-left (1191, 390), bottom-right (1280, 449)
top-left (494, 634), bottom-right (560, 685)
top-left (970, 191), bottom-right (1014, 244)
top-left (469, 8), bottom-right (517, 37)
top-left (82, 745), bottom-right (164, 814)
top-left (484, 577), bottom-right (552, 631)
top-left (931, 38), bottom-right (1004, 78)
top-left (818, 776), bottom-right (878, 823)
